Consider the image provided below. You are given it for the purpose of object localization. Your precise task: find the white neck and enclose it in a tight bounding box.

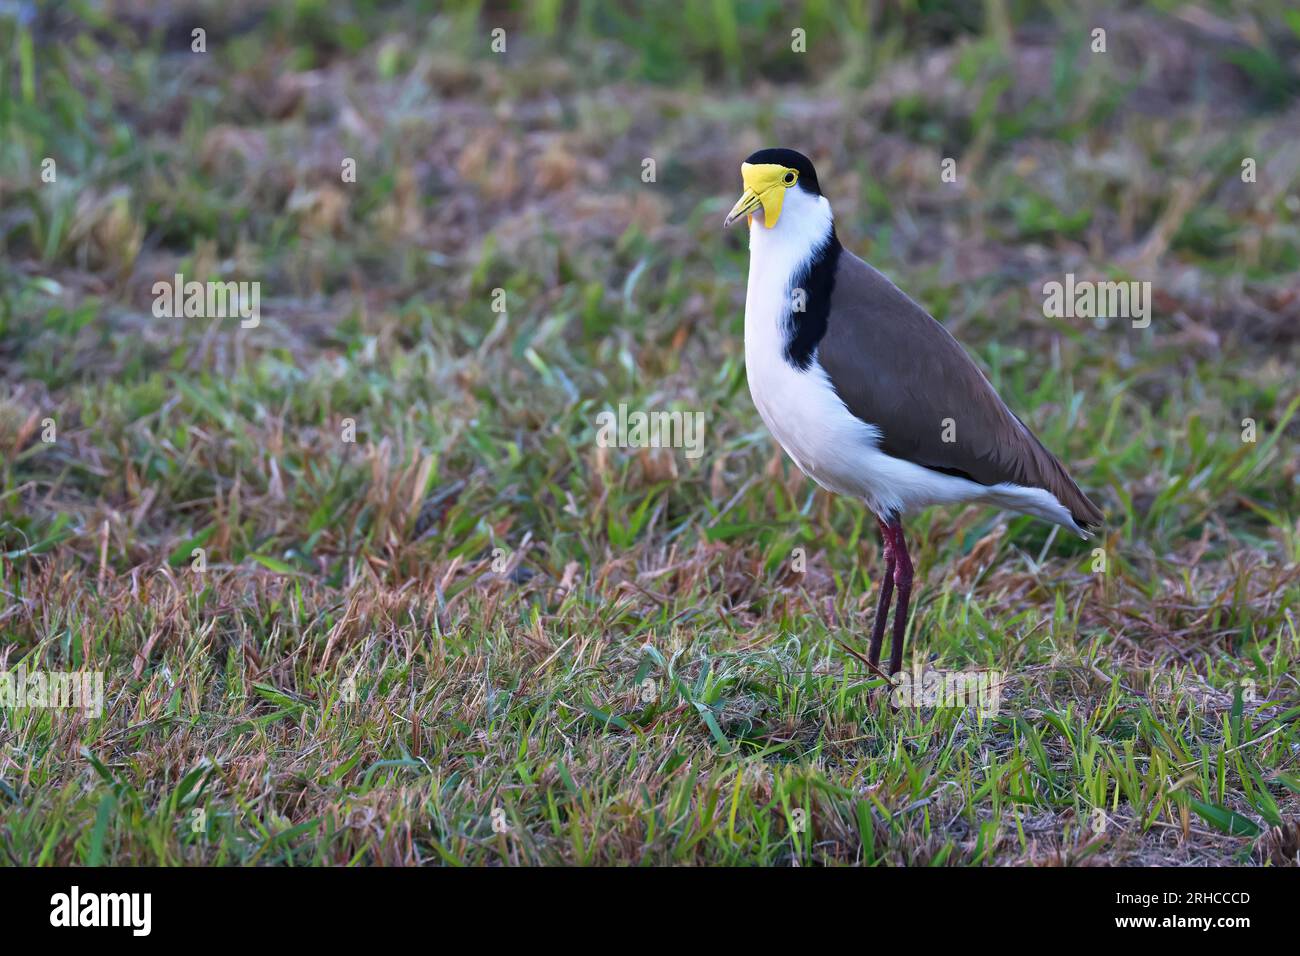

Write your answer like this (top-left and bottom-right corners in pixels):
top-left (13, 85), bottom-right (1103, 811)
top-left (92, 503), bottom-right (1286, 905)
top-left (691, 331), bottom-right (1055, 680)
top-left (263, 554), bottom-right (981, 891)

top-left (743, 189), bottom-right (835, 379)
top-left (747, 188), bottom-right (834, 281)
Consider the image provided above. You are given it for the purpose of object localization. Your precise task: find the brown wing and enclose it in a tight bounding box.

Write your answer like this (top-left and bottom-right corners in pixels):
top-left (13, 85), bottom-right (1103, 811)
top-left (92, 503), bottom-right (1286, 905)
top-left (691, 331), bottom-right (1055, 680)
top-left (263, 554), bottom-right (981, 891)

top-left (818, 252), bottom-right (1103, 529)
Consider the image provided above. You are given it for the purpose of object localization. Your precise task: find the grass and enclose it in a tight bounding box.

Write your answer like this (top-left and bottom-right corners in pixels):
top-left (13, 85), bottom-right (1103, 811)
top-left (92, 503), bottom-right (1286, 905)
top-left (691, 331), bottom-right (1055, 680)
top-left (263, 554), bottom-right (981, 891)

top-left (1, 0), bottom-right (1298, 865)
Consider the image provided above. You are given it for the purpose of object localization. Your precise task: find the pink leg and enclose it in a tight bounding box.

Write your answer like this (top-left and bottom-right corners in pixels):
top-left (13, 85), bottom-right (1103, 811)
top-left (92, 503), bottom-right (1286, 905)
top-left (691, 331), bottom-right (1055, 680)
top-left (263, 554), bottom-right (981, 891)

top-left (867, 517), bottom-right (895, 671)
top-left (884, 519), bottom-right (913, 676)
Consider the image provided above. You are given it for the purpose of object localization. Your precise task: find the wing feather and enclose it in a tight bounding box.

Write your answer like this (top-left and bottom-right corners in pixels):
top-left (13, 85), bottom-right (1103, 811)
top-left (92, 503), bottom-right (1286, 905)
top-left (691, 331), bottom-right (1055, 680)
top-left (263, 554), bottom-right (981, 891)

top-left (817, 253), bottom-right (1103, 529)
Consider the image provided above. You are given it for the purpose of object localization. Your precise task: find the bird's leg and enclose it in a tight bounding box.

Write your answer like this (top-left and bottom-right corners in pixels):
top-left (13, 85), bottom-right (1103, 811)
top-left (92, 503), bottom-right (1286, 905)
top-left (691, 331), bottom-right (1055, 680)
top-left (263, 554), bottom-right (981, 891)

top-left (887, 519), bottom-right (913, 677)
top-left (866, 516), bottom-right (895, 672)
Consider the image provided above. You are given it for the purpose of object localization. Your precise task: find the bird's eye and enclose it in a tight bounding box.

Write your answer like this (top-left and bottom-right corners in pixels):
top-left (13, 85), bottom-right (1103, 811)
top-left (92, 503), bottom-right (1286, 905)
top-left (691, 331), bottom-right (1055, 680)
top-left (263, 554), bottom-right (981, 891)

top-left (784, 171), bottom-right (797, 186)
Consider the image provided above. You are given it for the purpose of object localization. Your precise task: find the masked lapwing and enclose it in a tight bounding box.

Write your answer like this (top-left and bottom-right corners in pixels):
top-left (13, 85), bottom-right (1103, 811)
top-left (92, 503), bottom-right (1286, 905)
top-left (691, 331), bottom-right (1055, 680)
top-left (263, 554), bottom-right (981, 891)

top-left (725, 148), bottom-right (1103, 681)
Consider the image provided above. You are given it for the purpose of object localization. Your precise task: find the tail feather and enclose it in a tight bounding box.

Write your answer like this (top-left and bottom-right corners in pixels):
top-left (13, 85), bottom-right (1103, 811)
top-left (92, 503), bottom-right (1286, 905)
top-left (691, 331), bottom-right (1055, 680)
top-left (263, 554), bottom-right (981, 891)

top-left (1038, 443), bottom-right (1104, 535)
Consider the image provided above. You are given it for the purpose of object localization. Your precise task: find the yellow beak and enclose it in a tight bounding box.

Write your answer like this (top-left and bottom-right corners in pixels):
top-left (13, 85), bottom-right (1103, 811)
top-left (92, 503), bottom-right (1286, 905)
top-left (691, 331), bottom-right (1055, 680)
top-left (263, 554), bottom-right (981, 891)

top-left (723, 163), bottom-right (790, 229)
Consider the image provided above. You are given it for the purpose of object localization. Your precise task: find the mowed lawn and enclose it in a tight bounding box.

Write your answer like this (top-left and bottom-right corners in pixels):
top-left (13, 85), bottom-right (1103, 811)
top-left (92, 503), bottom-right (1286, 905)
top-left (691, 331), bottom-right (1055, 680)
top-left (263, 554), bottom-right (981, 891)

top-left (1, 2), bottom-right (1298, 865)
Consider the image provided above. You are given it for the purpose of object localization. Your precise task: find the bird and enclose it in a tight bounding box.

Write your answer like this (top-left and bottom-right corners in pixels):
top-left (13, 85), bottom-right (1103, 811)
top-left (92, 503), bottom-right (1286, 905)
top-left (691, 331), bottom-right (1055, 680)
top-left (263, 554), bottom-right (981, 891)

top-left (725, 147), bottom-right (1103, 683)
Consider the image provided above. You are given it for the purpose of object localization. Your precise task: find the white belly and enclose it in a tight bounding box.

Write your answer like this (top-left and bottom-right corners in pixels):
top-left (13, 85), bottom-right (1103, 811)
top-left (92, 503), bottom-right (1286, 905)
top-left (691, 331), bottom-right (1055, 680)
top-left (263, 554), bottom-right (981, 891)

top-left (743, 266), bottom-right (891, 509)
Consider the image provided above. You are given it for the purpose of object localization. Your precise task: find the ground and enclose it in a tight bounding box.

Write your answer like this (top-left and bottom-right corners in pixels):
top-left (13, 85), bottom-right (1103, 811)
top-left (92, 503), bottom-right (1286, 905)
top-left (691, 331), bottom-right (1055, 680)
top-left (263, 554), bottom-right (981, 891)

top-left (1, 1), bottom-right (1298, 865)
